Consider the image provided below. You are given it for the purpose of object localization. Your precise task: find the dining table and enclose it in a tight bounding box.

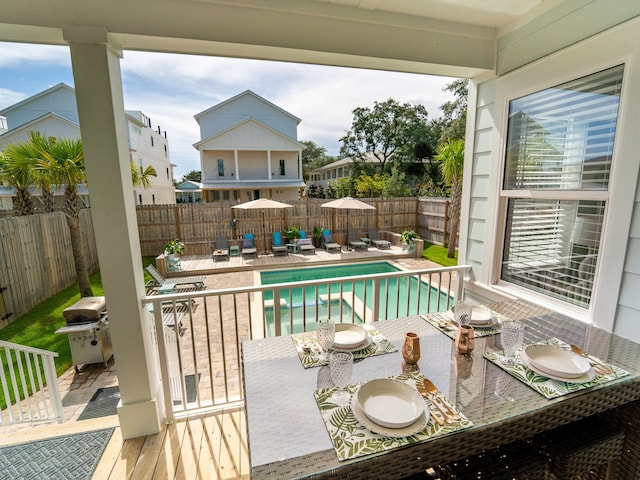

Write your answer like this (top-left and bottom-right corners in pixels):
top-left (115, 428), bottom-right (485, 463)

top-left (241, 300), bottom-right (640, 479)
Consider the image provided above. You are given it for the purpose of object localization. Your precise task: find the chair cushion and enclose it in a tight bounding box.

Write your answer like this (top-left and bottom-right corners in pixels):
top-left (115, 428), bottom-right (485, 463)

top-left (323, 234), bottom-right (334, 243)
top-left (243, 238), bottom-right (254, 248)
top-left (298, 238), bottom-right (312, 245)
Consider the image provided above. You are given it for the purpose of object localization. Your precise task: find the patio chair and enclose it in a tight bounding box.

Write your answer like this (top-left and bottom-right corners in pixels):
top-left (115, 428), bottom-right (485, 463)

top-left (212, 235), bottom-right (230, 261)
top-left (347, 229), bottom-right (368, 251)
top-left (298, 231), bottom-right (316, 254)
top-left (241, 233), bottom-right (258, 258)
top-left (145, 264), bottom-right (205, 291)
top-left (272, 231), bottom-right (288, 256)
top-left (321, 229), bottom-right (341, 252)
top-left (367, 227), bottom-right (391, 249)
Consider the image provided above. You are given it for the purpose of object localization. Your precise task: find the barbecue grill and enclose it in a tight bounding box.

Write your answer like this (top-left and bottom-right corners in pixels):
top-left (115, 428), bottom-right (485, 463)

top-left (56, 296), bottom-right (113, 372)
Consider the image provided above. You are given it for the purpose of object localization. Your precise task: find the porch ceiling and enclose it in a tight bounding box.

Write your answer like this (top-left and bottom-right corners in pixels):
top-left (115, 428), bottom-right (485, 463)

top-left (0, 0), bottom-right (563, 78)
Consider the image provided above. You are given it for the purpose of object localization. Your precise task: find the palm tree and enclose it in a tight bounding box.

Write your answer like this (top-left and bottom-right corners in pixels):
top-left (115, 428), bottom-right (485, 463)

top-left (0, 142), bottom-right (36, 216)
top-left (35, 137), bottom-right (93, 297)
top-left (26, 132), bottom-right (57, 212)
top-left (130, 162), bottom-right (157, 188)
top-left (437, 138), bottom-right (465, 258)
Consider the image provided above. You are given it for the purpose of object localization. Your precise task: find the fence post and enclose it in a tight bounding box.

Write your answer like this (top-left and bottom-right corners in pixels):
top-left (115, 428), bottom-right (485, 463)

top-left (443, 200), bottom-right (450, 247)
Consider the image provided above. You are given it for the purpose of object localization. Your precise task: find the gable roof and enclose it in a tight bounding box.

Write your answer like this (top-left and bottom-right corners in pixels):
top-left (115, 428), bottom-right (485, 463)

top-left (0, 112), bottom-right (80, 142)
top-left (0, 83), bottom-right (75, 116)
top-left (192, 116), bottom-right (306, 150)
top-left (194, 90), bottom-right (301, 125)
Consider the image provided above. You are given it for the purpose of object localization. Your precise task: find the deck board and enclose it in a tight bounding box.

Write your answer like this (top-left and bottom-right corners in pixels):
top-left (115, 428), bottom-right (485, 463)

top-left (94, 407), bottom-right (249, 480)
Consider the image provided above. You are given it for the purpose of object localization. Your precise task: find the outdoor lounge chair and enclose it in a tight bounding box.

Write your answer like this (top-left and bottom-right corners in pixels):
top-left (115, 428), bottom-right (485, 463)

top-left (213, 235), bottom-right (230, 261)
top-left (272, 231), bottom-right (288, 256)
top-left (145, 264), bottom-right (205, 291)
top-left (298, 231), bottom-right (316, 254)
top-left (347, 229), bottom-right (368, 251)
top-left (321, 229), bottom-right (341, 252)
top-left (241, 233), bottom-right (258, 258)
top-left (367, 227), bottom-right (391, 249)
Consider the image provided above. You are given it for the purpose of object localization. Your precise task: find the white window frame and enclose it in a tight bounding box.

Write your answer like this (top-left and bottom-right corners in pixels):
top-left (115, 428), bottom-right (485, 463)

top-left (483, 23), bottom-right (640, 332)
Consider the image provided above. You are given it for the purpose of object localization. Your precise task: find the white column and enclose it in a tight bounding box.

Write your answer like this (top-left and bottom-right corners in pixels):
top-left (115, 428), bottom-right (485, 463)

top-left (64, 26), bottom-right (163, 439)
top-left (234, 150), bottom-right (240, 180)
top-left (298, 149), bottom-right (303, 180)
top-left (267, 150), bottom-right (272, 180)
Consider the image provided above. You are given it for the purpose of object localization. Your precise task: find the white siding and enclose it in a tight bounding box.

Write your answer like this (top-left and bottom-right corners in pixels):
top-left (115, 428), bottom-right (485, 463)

top-left (0, 117), bottom-right (79, 146)
top-left (465, 15), bottom-right (640, 340)
top-left (4, 86), bottom-right (78, 128)
top-left (201, 120), bottom-right (298, 150)
top-left (198, 93), bottom-right (298, 139)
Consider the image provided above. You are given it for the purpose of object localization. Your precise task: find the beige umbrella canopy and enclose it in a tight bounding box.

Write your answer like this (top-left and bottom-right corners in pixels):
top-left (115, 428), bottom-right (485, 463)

top-left (321, 197), bottom-right (375, 247)
top-left (232, 198), bottom-right (292, 254)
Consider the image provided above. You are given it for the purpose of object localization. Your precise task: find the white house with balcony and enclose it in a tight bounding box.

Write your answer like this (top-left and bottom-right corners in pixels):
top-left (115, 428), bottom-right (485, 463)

top-left (193, 90), bottom-right (306, 202)
top-left (0, 83), bottom-right (176, 207)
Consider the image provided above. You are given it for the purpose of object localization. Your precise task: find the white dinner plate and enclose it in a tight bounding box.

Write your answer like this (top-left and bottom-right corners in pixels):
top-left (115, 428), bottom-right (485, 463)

top-left (519, 350), bottom-right (596, 384)
top-left (524, 344), bottom-right (591, 378)
top-left (356, 379), bottom-right (424, 428)
top-left (469, 306), bottom-right (495, 326)
top-left (333, 324), bottom-right (368, 349)
top-left (351, 389), bottom-right (429, 438)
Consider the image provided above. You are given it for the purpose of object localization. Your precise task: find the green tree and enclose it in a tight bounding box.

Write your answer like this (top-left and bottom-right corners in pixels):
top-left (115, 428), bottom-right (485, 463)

top-left (437, 138), bottom-right (465, 258)
top-left (354, 172), bottom-right (385, 198)
top-left (340, 99), bottom-right (431, 172)
top-left (180, 170), bottom-right (201, 183)
top-left (131, 162), bottom-right (157, 188)
top-left (34, 136), bottom-right (93, 297)
top-left (1, 141), bottom-right (37, 216)
top-left (329, 177), bottom-right (355, 198)
top-left (382, 165), bottom-right (412, 198)
top-left (437, 79), bottom-right (468, 143)
top-left (301, 140), bottom-right (335, 180)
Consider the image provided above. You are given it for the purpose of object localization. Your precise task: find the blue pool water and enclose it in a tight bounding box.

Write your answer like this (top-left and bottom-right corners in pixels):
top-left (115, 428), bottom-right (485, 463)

top-left (260, 262), bottom-right (450, 336)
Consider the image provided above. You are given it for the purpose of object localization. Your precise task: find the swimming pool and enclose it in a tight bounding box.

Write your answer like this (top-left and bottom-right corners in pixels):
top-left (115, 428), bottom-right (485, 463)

top-left (260, 262), bottom-right (451, 336)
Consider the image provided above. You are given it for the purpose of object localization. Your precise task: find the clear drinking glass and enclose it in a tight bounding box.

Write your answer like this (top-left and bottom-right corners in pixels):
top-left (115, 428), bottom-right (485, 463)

top-left (316, 319), bottom-right (335, 361)
top-left (453, 301), bottom-right (472, 326)
top-left (329, 350), bottom-right (353, 405)
top-left (500, 321), bottom-right (525, 365)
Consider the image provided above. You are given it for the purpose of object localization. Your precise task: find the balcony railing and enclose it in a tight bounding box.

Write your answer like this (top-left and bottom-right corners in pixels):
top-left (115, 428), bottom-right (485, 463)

top-left (0, 340), bottom-right (63, 426)
top-left (143, 264), bottom-right (470, 420)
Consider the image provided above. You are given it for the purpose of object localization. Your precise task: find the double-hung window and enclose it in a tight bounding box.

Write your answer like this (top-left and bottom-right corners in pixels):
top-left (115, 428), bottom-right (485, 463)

top-left (500, 65), bottom-right (623, 308)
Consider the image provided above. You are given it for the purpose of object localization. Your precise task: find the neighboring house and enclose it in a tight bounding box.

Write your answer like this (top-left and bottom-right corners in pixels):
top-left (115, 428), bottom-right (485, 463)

top-left (193, 90), bottom-right (306, 202)
top-left (307, 153), bottom-right (380, 194)
top-left (175, 180), bottom-right (202, 203)
top-left (0, 83), bottom-right (176, 207)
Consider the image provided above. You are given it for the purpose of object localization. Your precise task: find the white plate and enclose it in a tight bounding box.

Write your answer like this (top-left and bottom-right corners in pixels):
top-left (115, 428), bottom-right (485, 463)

top-left (333, 324), bottom-right (368, 349)
top-left (524, 345), bottom-right (591, 378)
top-left (338, 335), bottom-right (372, 352)
top-left (351, 390), bottom-right (429, 438)
top-left (356, 379), bottom-right (424, 428)
top-left (469, 306), bottom-right (495, 326)
top-left (520, 350), bottom-right (596, 384)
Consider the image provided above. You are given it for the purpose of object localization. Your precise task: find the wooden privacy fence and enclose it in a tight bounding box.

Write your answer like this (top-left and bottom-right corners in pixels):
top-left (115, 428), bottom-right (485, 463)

top-left (0, 210), bottom-right (99, 325)
top-left (136, 198), bottom-right (449, 256)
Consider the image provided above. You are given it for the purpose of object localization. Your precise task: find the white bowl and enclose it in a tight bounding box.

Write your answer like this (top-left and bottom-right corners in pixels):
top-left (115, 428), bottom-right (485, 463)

top-left (356, 379), bottom-right (424, 429)
top-left (524, 345), bottom-right (591, 378)
top-left (333, 324), bottom-right (367, 349)
top-left (470, 306), bottom-right (494, 325)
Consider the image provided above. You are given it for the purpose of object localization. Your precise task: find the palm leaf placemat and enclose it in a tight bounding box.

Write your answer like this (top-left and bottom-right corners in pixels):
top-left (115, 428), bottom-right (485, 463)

top-left (421, 310), bottom-right (506, 339)
top-left (313, 372), bottom-right (472, 461)
top-left (484, 337), bottom-right (629, 399)
top-left (292, 327), bottom-right (397, 368)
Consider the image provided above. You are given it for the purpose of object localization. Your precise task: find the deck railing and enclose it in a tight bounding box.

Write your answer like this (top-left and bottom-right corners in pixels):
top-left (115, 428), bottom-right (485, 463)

top-left (0, 340), bottom-right (63, 426)
top-left (143, 264), bottom-right (470, 419)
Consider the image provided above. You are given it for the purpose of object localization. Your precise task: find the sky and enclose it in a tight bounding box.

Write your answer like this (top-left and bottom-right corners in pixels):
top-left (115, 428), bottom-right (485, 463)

top-left (0, 42), bottom-right (457, 180)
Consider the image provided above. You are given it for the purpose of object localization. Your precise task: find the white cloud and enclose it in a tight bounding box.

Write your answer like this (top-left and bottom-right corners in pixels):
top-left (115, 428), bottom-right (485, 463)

top-left (1, 43), bottom-right (458, 178)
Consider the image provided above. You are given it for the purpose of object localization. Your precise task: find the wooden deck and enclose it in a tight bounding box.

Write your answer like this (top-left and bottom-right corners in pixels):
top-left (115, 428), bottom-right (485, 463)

top-left (92, 407), bottom-right (249, 480)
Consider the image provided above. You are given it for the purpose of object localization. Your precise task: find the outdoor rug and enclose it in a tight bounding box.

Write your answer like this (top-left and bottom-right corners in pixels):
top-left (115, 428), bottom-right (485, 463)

top-left (0, 428), bottom-right (114, 480)
top-left (78, 375), bottom-right (199, 420)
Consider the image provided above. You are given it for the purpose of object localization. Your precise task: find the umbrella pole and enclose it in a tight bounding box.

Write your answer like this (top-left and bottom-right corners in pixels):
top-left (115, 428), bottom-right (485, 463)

top-left (345, 210), bottom-right (351, 252)
top-left (262, 209), bottom-right (267, 256)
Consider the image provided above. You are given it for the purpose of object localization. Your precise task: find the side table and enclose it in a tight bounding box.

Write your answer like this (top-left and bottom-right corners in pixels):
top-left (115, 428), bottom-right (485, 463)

top-left (229, 245), bottom-right (240, 257)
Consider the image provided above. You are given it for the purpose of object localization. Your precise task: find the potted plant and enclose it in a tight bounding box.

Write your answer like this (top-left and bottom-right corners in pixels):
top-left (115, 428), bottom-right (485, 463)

top-left (312, 226), bottom-right (323, 248)
top-left (283, 226), bottom-right (301, 244)
top-left (401, 229), bottom-right (418, 252)
top-left (164, 239), bottom-right (184, 261)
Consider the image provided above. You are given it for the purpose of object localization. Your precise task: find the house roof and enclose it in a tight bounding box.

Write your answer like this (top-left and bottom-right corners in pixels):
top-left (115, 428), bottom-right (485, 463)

top-left (311, 152), bottom-right (380, 173)
top-left (193, 116), bottom-right (306, 150)
top-left (0, 83), bottom-right (74, 116)
top-left (175, 180), bottom-right (202, 191)
top-left (201, 179), bottom-right (306, 190)
top-left (0, 112), bottom-right (80, 142)
top-left (194, 90), bottom-right (301, 125)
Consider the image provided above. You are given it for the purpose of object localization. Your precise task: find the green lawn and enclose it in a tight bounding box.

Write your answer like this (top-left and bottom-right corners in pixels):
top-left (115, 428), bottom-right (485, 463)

top-left (0, 257), bottom-right (156, 409)
top-left (422, 242), bottom-right (458, 267)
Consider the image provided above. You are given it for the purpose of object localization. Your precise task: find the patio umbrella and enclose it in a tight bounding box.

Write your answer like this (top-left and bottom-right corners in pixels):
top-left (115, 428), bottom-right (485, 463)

top-left (232, 198), bottom-right (292, 255)
top-left (321, 197), bottom-right (376, 251)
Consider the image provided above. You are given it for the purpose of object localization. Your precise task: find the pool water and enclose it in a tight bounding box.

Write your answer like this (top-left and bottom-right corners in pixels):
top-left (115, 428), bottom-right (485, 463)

top-left (260, 262), bottom-right (450, 336)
